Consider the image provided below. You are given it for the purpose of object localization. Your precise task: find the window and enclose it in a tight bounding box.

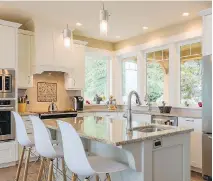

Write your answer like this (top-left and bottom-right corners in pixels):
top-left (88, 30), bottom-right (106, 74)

top-left (122, 58), bottom-right (137, 103)
top-left (146, 49), bottom-right (169, 103)
top-left (180, 42), bottom-right (202, 106)
top-left (84, 54), bottom-right (108, 103)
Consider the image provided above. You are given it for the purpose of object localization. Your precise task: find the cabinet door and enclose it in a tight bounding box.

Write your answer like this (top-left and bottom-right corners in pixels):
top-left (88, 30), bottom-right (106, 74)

top-left (53, 29), bottom-right (72, 68)
top-left (178, 117), bottom-right (202, 169)
top-left (18, 33), bottom-right (32, 88)
top-left (0, 25), bottom-right (16, 68)
top-left (0, 141), bottom-right (17, 165)
top-left (34, 24), bottom-right (54, 66)
top-left (70, 45), bottom-right (85, 89)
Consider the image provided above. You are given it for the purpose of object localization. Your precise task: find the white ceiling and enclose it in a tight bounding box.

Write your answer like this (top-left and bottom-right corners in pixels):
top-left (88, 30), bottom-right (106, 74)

top-left (0, 1), bottom-right (211, 42)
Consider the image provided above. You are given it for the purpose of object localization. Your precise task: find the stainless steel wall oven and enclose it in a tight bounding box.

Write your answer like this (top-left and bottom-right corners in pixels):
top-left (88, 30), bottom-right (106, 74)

top-left (0, 69), bottom-right (15, 98)
top-left (0, 100), bottom-right (15, 141)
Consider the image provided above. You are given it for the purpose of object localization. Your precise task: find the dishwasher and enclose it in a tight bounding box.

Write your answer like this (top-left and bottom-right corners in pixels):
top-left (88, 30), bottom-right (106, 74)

top-left (151, 115), bottom-right (178, 126)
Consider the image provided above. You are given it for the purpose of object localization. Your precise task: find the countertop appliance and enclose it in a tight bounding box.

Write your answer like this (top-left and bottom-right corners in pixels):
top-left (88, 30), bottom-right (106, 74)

top-left (202, 54), bottom-right (212, 180)
top-left (48, 102), bottom-right (58, 112)
top-left (151, 115), bottom-right (178, 126)
top-left (35, 111), bottom-right (78, 120)
top-left (72, 96), bottom-right (84, 111)
top-left (0, 100), bottom-right (15, 141)
top-left (0, 69), bottom-right (15, 98)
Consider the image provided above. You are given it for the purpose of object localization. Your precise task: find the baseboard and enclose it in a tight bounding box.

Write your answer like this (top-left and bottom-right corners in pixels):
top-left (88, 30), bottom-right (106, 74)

top-left (0, 161), bottom-right (16, 169)
top-left (191, 166), bottom-right (202, 174)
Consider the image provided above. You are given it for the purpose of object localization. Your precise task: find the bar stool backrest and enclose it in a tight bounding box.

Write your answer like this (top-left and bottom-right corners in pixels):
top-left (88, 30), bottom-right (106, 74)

top-left (30, 115), bottom-right (56, 159)
top-left (57, 120), bottom-right (95, 176)
top-left (12, 111), bottom-right (32, 147)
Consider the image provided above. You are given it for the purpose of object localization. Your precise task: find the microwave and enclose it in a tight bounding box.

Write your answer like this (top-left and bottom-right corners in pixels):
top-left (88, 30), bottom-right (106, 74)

top-left (0, 69), bottom-right (15, 98)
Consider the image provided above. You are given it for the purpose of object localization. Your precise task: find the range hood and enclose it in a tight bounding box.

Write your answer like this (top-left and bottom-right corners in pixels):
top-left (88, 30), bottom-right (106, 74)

top-left (32, 20), bottom-right (73, 75)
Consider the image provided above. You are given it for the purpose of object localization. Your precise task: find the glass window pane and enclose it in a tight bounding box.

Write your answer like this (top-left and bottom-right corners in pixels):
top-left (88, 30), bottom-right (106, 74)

top-left (84, 55), bottom-right (108, 103)
top-left (181, 44), bottom-right (190, 57)
top-left (122, 60), bottom-right (137, 103)
top-left (146, 49), bottom-right (169, 103)
top-left (191, 42), bottom-right (201, 55)
top-left (180, 42), bottom-right (202, 106)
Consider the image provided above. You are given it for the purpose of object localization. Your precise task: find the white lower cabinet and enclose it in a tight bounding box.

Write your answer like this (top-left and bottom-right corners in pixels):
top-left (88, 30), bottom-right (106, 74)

top-left (0, 141), bottom-right (17, 167)
top-left (178, 117), bottom-right (202, 170)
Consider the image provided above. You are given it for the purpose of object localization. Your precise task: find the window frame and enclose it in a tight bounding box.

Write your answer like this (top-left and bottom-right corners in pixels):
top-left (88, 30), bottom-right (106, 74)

top-left (84, 48), bottom-right (112, 105)
top-left (144, 45), bottom-right (170, 105)
top-left (177, 38), bottom-right (202, 108)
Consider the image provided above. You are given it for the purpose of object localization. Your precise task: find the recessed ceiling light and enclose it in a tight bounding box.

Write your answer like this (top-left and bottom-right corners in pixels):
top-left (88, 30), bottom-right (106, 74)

top-left (182, 12), bottom-right (189, 17)
top-left (116, 36), bottom-right (120, 38)
top-left (143, 26), bottom-right (148, 30)
top-left (76, 22), bottom-right (82, 26)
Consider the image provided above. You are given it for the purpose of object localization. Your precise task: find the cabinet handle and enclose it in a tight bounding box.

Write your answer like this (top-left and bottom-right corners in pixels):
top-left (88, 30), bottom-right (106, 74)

top-left (208, 136), bottom-right (212, 139)
top-left (185, 119), bottom-right (194, 122)
top-left (74, 79), bottom-right (76, 86)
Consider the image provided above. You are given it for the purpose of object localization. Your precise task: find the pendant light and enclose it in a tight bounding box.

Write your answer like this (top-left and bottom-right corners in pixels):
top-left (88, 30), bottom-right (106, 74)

top-left (63, 24), bottom-right (73, 48)
top-left (100, 2), bottom-right (109, 36)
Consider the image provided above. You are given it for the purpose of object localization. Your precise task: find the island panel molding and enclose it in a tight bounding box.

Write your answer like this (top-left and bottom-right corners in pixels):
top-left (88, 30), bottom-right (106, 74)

top-left (37, 82), bottom-right (57, 102)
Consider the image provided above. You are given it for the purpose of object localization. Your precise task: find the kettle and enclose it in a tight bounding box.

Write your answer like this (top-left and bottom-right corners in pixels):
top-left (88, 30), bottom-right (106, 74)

top-left (48, 101), bottom-right (58, 112)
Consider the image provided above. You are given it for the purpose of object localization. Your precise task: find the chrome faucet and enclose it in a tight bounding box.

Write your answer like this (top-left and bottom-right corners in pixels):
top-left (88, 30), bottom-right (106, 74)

top-left (124, 90), bottom-right (142, 132)
top-left (144, 94), bottom-right (152, 112)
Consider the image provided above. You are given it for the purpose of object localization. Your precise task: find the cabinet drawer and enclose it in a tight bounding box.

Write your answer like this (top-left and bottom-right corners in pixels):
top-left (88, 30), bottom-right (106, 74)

top-left (178, 117), bottom-right (202, 131)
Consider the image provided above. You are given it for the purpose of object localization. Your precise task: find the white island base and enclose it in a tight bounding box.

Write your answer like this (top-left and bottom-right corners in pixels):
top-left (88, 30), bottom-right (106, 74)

top-left (53, 131), bottom-right (190, 181)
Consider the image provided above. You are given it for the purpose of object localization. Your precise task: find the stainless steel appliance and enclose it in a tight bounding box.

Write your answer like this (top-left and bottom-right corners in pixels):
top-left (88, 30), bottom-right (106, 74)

top-left (151, 115), bottom-right (178, 126)
top-left (72, 96), bottom-right (84, 111)
top-left (48, 102), bottom-right (58, 112)
top-left (0, 100), bottom-right (15, 141)
top-left (0, 69), bottom-right (15, 98)
top-left (36, 111), bottom-right (77, 119)
top-left (202, 55), bottom-right (212, 180)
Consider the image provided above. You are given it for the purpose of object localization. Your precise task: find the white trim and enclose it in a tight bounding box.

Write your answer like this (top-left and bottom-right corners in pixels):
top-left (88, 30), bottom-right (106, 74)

top-left (73, 39), bottom-right (88, 46)
top-left (86, 46), bottom-right (113, 56)
top-left (115, 29), bottom-right (202, 57)
top-left (0, 19), bottom-right (21, 28)
top-left (176, 38), bottom-right (202, 108)
top-left (18, 29), bottom-right (34, 36)
top-left (199, 8), bottom-right (212, 16)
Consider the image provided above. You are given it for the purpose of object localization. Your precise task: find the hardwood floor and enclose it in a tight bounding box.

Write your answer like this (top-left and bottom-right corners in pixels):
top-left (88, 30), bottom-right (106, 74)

top-left (0, 164), bottom-right (204, 181)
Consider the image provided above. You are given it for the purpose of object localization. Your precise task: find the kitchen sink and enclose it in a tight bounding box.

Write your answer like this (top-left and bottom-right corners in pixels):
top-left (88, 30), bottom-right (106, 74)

top-left (132, 125), bottom-right (172, 133)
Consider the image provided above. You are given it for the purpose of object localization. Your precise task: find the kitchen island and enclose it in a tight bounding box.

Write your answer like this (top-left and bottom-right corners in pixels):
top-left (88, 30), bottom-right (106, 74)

top-left (44, 116), bottom-right (193, 181)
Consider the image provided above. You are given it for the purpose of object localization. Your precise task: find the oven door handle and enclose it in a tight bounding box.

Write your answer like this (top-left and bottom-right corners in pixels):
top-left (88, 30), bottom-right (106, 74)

top-left (0, 107), bottom-right (14, 110)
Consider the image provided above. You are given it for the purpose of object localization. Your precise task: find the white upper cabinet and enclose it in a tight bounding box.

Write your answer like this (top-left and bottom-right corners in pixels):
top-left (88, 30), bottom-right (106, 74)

top-left (200, 8), bottom-right (212, 56)
top-left (0, 25), bottom-right (16, 69)
top-left (64, 43), bottom-right (86, 90)
top-left (18, 30), bottom-right (34, 88)
top-left (53, 29), bottom-right (72, 69)
top-left (34, 23), bottom-right (55, 69)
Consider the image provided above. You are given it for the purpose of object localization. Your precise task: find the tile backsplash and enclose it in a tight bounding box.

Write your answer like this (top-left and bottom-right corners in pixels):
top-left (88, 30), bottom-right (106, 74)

top-left (18, 72), bottom-right (76, 112)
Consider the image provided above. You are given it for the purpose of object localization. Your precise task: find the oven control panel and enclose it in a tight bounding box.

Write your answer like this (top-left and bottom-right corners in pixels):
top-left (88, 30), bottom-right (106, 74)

top-left (0, 100), bottom-right (11, 106)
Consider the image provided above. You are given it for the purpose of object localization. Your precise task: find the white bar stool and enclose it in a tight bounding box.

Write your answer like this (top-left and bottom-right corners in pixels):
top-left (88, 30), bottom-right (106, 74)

top-left (12, 111), bottom-right (35, 181)
top-left (29, 115), bottom-right (66, 181)
top-left (57, 120), bottom-right (129, 181)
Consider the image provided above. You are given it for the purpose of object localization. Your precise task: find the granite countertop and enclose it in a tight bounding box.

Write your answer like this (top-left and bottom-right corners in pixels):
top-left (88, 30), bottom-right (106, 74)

top-left (78, 109), bottom-right (202, 119)
top-left (43, 116), bottom-right (193, 146)
top-left (19, 112), bottom-right (39, 116)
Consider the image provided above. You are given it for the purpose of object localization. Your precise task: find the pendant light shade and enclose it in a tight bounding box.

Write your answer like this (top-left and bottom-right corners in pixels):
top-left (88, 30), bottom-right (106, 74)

top-left (63, 24), bottom-right (73, 48)
top-left (100, 3), bottom-right (109, 36)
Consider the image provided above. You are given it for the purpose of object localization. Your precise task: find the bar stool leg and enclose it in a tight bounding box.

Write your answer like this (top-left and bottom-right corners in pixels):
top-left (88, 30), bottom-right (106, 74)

top-left (15, 146), bottom-right (26, 181)
top-left (106, 173), bottom-right (111, 181)
top-left (61, 158), bottom-right (67, 181)
top-left (71, 173), bottom-right (77, 181)
top-left (47, 160), bottom-right (53, 181)
top-left (37, 157), bottom-right (45, 181)
top-left (96, 175), bottom-right (100, 181)
top-left (23, 147), bottom-right (31, 181)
